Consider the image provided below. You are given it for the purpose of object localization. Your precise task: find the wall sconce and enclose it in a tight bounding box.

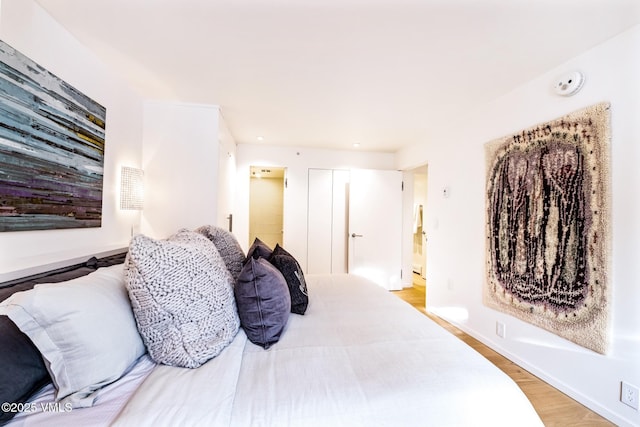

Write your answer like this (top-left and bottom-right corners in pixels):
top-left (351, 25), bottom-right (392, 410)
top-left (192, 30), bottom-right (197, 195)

top-left (120, 166), bottom-right (144, 210)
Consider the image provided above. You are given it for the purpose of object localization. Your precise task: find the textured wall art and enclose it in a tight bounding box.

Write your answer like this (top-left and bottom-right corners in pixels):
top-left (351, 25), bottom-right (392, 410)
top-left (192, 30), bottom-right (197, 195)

top-left (0, 40), bottom-right (106, 232)
top-left (484, 103), bottom-right (611, 354)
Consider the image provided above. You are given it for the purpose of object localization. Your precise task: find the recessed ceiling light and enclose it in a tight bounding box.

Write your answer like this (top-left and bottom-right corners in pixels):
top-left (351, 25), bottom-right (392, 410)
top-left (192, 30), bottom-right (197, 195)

top-left (257, 136), bottom-right (264, 142)
top-left (353, 142), bottom-right (360, 148)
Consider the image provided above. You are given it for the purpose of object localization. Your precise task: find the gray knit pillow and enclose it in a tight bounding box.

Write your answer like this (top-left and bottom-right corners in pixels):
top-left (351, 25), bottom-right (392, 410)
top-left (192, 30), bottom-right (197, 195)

top-left (195, 225), bottom-right (245, 281)
top-left (124, 230), bottom-right (240, 368)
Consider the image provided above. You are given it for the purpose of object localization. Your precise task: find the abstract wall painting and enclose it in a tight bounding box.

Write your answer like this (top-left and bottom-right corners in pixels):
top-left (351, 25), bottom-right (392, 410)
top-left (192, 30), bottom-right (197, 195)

top-left (0, 40), bottom-right (106, 232)
top-left (484, 103), bottom-right (611, 354)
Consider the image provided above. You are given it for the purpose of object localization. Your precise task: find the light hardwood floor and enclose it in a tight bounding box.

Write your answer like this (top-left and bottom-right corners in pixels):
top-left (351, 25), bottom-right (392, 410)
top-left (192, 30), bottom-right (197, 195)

top-left (392, 282), bottom-right (614, 427)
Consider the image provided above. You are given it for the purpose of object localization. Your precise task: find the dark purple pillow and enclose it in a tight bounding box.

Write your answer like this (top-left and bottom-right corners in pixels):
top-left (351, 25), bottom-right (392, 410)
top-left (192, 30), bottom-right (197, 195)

top-left (245, 238), bottom-right (272, 263)
top-left (268, 244), bottom-right (308, 315)
top-left (234, 257), bottom-right (290, 349)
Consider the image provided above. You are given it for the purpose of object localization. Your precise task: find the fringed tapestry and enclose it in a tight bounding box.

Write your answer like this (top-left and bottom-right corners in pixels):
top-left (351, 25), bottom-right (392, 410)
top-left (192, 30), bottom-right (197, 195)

top-left (484, 103), bottom-right (611, 354)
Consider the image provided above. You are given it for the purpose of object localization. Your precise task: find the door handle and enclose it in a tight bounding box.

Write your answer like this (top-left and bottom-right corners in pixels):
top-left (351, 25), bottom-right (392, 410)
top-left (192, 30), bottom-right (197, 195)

top-left (351, 233), bottom-right (363, 238)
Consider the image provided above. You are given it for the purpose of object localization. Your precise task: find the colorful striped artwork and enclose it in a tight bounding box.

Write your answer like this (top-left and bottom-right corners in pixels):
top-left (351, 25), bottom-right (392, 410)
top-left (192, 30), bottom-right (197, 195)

top-left (0, 40), bottom-right (106, 232)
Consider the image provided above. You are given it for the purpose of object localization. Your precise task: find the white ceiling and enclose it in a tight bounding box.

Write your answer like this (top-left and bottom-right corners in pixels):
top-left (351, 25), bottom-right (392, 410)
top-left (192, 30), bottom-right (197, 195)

top-left (35, 0), bottom-right (640, 152)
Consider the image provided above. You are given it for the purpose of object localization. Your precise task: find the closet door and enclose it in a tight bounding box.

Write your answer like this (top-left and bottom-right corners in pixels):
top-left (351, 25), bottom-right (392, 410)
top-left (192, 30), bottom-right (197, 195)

top-left (330, 170), bottom-right (349, 274)
top-left (307, 169), bottom-right (333, 274)
top-left (307, 169), bottom-right (350, 274)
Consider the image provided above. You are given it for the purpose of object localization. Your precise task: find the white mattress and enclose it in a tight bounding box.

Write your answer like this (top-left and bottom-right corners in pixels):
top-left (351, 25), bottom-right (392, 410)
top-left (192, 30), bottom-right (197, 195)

top-left (8, 274), bottom-right (543, 426)
top-left (113, 274), bottom-right (544, 427)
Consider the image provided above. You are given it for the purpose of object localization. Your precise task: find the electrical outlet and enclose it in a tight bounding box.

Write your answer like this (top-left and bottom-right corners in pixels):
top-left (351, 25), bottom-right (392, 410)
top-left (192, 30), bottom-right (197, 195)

top-left (621, 381), bottom-right (639, 410)
top-left (496, 321), bottom-right (506, 339)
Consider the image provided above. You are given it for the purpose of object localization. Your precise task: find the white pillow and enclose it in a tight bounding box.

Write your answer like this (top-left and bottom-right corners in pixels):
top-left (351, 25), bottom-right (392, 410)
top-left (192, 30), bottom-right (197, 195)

top-left (0, 264), bottom-right (145, 408)
top-left (124, 230), bottom-right (240, 368)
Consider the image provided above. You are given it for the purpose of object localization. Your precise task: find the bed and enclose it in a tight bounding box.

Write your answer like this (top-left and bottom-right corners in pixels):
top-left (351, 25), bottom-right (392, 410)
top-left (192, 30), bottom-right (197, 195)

top-left (0, 227), bottom-right (544, 427)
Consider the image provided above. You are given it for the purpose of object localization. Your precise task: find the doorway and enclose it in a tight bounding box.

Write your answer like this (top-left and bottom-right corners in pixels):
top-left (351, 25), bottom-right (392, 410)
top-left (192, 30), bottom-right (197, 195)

top-left (249, 166), bottom-right (285, 249)
top-left (408, 165), bottom-right (428, 289)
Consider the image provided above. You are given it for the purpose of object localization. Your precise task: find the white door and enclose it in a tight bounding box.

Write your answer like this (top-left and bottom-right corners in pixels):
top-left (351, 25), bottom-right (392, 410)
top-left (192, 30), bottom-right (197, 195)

top-left (307, 169), bottom-right (350, 274)
top-left (307, 169), bottom-right (333, 274)
top-left (348, 169), bottom-right (403, 290)
top-left (331, 170), bottom-right (350, 274)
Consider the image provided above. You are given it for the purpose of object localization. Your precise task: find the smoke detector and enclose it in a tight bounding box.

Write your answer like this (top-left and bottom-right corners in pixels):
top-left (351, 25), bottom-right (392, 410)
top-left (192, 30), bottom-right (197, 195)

top-left (554, 71), bottom-right (584, 96)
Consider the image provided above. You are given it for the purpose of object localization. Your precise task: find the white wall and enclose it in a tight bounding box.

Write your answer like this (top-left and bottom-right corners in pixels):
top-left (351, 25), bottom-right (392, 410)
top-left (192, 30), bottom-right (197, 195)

top-left (396, 25), bottom-right (640, 427)
top-left (0, 0), bottom-right (144, 280)
top-left (235, 144), bottom-right (395, 270)
top-left (141, 102), bottom-right (226, 239)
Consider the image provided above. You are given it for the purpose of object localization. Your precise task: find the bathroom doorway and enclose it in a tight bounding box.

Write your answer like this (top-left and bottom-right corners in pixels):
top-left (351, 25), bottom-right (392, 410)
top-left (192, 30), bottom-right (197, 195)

top-left (248, 166), bottom-right (285, 249)
top-left (410, 165), bottom-right (428, 288)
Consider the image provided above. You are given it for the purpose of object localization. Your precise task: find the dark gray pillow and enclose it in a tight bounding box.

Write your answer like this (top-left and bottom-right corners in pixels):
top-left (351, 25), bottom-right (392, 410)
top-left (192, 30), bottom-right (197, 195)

top-left (0, 318), bottom-right (50, 424)
top-left (235, 257), bottom-right (290, 349)
top-left (245, 238), bottom-right (272, 263)
top-left (124, 230), bottom-right (240, 368)
top-left (268, 244), bottom-right (309, 315)
top-left (195, 225), bottom-right (246, 280)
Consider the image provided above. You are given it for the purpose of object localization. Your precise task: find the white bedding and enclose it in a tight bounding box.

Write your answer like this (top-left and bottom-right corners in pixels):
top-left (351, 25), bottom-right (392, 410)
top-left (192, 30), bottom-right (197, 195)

top-left (6, 355), bottom-right (155, 427)
top-left (114, 274), bottom-right (544, 427)
top-left (8, 274), bottom-right (543, 426)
